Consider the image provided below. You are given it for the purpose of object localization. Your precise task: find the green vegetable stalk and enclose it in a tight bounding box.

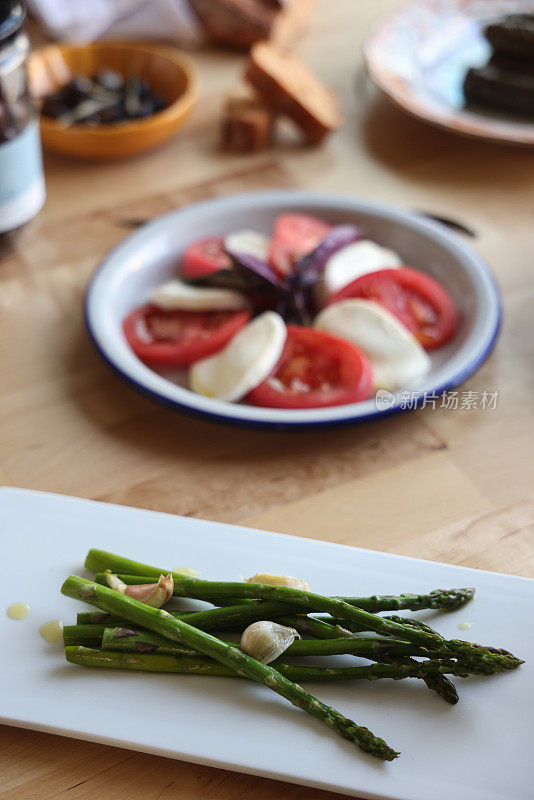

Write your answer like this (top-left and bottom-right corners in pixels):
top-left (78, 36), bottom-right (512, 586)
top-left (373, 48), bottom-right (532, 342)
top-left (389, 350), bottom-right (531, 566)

top-left (67, 645), bottom-right (474, 682)
top-left (84, 550), bottom-right (523, 674)
top-left (62, 575), bottom-right (399, 761)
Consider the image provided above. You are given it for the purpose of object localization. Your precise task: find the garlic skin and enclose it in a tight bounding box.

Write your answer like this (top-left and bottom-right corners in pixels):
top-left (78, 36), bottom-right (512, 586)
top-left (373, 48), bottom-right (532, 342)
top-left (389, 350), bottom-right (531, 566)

top-left (104, 570), bottom-right (174, 608)
top-left (104, 571), bottom-right (128, 593)
top-left (240, 621), bottom-right (300, 664)
top-left (245, 573), bottom-right (309, 591)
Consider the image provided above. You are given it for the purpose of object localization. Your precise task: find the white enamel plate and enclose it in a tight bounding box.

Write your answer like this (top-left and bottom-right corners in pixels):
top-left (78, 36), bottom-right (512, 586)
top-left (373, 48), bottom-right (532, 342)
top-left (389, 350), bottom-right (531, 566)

top-left (0, 488), bottom-right (531, 800)
top-left (85, 191), bottom-right (501, 429)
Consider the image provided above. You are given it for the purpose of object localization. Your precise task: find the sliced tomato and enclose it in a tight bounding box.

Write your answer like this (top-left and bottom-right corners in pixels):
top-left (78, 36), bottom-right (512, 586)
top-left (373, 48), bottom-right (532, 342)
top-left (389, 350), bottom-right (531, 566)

top-left (123, 305), bottom-right (251, 366)
top-left (328, 267), bottom-right (457, 349)
top-left (268, 214), bottom-right (332, 277)
top-left (246, 326), bottom-right (372, 409)
top-left (181, 236), bottom-right (232, 279)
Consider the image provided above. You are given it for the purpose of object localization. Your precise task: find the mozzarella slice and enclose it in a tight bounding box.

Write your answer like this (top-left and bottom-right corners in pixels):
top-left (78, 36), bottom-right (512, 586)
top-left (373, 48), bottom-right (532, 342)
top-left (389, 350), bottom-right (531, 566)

top-left (315, 299), bottom-right (431, 391)
top-left (225, 230), bottom-right (270, 261)
top-left (149, 279), bottom-right (249, 312)
top-left (190, 311), bottom-right (287, 402)
top-left (322, 240), bottom-right (402, 297)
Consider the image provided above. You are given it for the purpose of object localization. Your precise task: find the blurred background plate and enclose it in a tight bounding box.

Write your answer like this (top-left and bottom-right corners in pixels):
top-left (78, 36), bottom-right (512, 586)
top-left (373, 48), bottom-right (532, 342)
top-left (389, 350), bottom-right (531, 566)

top-left (364, 0), bottom-right (534, 146)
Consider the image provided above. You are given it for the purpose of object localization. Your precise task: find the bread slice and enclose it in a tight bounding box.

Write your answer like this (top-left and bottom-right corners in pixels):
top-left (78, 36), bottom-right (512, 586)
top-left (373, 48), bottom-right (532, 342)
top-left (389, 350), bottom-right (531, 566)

top-left (189, 0), bottom-right (277, 50)
top-left (485, 14), bottom-right (534, 61)
top-left (221, 90), bottom-right (275, 152)
top-left (464, 61), bottom-right (534, 116)
top-left (245, 41), bottom-right (343, 143)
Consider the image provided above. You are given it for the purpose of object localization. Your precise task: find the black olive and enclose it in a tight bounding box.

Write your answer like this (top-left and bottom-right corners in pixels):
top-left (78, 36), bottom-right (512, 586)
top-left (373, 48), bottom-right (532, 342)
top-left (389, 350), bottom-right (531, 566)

top-left (39, 72), bottom-right (168, 126)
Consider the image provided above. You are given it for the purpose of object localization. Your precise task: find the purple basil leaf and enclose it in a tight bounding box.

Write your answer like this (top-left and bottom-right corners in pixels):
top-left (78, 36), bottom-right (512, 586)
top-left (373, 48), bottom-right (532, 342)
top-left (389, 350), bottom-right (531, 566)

top-left (292, 286), bottom-right (312, 327)
top-left (297, 225), bottom-right (361, 286)
top-left (275, 292), bottom-right (301, 325)
top-left (191, 251), bottom-right (287, 297)
top-left (227, 249), bottom-right (286, 290)
top-left (190, 270), bottom-right (250, 291)
top-left (275, 280), bottom-right (310, 326)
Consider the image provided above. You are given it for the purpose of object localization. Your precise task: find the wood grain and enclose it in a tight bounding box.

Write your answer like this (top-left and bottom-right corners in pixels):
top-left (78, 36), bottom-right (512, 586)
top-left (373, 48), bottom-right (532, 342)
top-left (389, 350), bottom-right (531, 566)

top-left (1, 1), bottom-right (534, 798)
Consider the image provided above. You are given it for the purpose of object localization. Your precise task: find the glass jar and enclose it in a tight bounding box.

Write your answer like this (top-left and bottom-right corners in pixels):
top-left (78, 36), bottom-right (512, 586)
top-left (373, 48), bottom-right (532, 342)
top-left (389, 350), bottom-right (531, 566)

top-left (0, 1), bottom-right (45, 233)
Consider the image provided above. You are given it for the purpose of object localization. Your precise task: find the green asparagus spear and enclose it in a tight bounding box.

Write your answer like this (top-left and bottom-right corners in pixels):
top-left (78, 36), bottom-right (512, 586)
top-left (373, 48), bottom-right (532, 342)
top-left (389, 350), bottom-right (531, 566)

top-left (93, 573), bottom-right (474, 613)
top-left (94, 625), bottom-right (460, 702)
top-left (314, 615), bottom-right (441, 636)
top-left (84, 551), bottom-right (442, 648)
top-left (281, 614), bottom-right (357, 640)
top-left (309, 614), bottom-right (440, 636)
top-left (279, 615), bottom-right (458, 703)
top-left (100, 626), bottom-right (436, 659)
top-left (77, 612), bottom-right (130, 625)
top-left (84, 551), bottom-right (522, 674)
top-left (86, 597), bottom-right (302, 630)
top-left (207, 588), bottom-right (475, 612)
top-left (62, 576), bottom-right (399, 761)
top-left (67, 645), bottom-right (473, 682)
top-left (63, 624), bottom-right (107, 647)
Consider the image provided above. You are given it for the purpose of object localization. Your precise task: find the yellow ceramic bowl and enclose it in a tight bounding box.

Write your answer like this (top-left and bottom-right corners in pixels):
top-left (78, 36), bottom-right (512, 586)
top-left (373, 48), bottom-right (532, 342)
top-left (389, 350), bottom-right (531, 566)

top-left (29, 41), bottom-right (199, 160)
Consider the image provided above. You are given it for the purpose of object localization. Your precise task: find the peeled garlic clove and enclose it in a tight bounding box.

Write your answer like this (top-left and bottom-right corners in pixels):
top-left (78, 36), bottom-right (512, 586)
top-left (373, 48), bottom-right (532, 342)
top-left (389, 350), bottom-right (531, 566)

top-left (240, 620), bottom-right (300, 664)
top-left (245, 572), bottom-right (309, 591)
top-left (105, 570), bottom-right (174, 608)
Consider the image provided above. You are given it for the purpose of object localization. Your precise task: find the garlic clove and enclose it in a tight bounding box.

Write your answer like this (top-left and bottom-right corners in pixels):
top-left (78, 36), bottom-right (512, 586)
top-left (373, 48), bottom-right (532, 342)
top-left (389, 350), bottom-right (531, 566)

top-left (126, 574), bottom-right (174, 607)
top-left (240, 620), bottom-right (300, 664)
top-left (105, 570), bottom-right (174, 608)
top-left (244, 572), bottom-right (309, 591)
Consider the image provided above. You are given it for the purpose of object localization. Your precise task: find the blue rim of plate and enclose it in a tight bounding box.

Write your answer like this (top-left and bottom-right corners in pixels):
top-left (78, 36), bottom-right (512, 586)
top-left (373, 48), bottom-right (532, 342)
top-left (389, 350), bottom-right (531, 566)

top-left (84, 192), bottom-right (503, 431)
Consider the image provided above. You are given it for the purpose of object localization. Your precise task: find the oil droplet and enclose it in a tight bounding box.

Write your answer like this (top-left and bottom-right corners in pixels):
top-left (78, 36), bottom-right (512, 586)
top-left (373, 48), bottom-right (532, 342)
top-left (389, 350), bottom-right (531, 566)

top-left (39, 620), bottom-right (64, 643)
top-left (457, 622), bottom-right (472, 631)
top-left (7, 602), bottom-right (31, 620)
top-left (171, 566), bottom-right (199, 577)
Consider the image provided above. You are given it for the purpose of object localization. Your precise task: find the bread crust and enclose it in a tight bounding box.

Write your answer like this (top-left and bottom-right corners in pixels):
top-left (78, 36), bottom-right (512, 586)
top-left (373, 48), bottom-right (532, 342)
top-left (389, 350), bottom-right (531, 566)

top-left (245, 42), bottom-right (342, 143)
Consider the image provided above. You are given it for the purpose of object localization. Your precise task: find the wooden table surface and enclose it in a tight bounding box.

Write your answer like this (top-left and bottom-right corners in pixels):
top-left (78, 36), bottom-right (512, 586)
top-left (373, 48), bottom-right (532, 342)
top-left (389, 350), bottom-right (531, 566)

top-left (1, 1), bottom-right (534, 797)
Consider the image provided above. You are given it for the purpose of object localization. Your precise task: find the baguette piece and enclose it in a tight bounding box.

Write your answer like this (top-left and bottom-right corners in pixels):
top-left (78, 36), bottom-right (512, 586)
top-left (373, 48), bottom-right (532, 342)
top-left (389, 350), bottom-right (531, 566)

top-left (245, 41), bottom-right (343, 143)
top-left (221, 91), bottom-right (275, 152)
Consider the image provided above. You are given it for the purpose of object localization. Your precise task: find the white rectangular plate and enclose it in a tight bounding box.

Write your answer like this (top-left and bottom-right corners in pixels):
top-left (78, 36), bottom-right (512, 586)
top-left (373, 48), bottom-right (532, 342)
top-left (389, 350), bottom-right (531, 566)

top-left (1, 487), bottom-right (532, 800)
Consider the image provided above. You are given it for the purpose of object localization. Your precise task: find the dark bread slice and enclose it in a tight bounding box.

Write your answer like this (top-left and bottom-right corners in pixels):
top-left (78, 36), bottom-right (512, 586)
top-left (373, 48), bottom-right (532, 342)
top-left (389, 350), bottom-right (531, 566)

top-left (221, 91), bottom-right (275, 152)
top-left (485, 14), bottom-right (534, 61)
top-left (464, 62), bottom-right (534, 116)
top-left (245, 41), bottom-right (343, 143)
top-left (488, 52), bottom-right (534, 77)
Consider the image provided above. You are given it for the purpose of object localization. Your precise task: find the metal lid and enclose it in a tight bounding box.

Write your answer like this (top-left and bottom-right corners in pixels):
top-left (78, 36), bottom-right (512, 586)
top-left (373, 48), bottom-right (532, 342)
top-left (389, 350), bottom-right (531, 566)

top-left (0, 1), bottom-right (26, 46)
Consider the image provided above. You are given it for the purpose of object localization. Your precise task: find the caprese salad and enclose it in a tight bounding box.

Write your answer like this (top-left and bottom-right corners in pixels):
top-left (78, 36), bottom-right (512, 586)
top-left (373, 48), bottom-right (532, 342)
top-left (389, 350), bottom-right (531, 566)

top-left (123, 214), bottom-right (457, 409)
